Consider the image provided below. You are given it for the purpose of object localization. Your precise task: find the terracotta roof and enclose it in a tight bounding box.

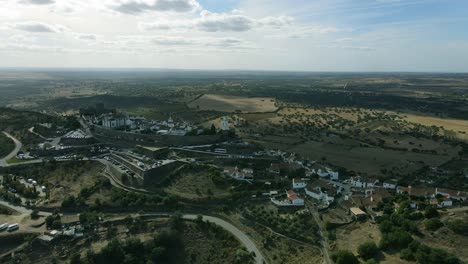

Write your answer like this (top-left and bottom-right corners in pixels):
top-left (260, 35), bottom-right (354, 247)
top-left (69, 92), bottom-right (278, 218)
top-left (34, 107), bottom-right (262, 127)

top-left (288, 194), bottom-right (302, 201)
top-left (306, 188), bottom-right (321, 195)
top-left (287, 190), bottom-right (297, 196)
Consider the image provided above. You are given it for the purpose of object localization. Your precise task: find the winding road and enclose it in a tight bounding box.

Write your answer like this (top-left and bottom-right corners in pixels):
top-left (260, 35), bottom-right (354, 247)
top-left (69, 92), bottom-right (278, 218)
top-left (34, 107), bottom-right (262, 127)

top-left (0, 201), bottom-right (265, 264)
top-left (0, 132), bottom-right (22, 167)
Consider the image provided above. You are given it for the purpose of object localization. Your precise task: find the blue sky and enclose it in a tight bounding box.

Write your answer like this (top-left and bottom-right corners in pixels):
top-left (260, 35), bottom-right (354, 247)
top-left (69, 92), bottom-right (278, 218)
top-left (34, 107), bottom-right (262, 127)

top-left (0, 0), bottom-right (467, 71)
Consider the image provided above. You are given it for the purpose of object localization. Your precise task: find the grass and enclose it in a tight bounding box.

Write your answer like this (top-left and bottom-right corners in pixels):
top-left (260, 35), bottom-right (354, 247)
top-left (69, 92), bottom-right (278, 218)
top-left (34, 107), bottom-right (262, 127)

top-left (165, 168), bottom-right (231, 200)
top-left (6, 157), bottom-right (32, 164)
top-left (188, 94), bottom-right (277, 113)
top-left (0, 132), bottom-right (15, 158)
top-left (222, 212), bottom-right (323, 264)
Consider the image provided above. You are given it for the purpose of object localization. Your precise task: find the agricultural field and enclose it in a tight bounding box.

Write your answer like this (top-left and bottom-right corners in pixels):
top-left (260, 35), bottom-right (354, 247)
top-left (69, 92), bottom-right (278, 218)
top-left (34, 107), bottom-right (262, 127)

top-left (188, 94), bottom-right (277, 113)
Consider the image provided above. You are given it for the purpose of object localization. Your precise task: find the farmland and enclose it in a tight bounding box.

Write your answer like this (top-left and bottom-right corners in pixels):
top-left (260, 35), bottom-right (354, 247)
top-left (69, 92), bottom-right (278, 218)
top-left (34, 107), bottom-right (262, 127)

top-left (188, 94), bottom-right (278, 113)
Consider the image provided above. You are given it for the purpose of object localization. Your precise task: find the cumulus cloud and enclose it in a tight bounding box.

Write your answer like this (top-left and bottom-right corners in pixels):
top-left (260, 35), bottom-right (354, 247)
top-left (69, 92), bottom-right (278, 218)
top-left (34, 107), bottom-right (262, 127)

top-left (20, 0), bottom-right (55, 5)
top-left (109, 0), bottom-right (200, 15)
top-left (139, 11), bottom-right (293, 32)
top-left (196, 11), bottom-right (254, 32)
top-left (9, 21), bottom-right (66, 33)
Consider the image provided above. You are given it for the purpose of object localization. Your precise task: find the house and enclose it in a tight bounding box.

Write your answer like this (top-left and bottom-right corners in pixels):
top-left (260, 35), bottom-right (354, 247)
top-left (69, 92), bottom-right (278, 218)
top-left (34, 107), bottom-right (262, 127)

top-left (440, 198), bottom-right (453, 207)
top-left (305, 179), bottom-right (341, 203)
top-left (223, 166), bottom-right (254, 180)
top-left (350, 207), bottom-right (366, 220)
top-left (430, 198), bottom-right (453, 208)
top-left (292, 178), bottom-right (307, 189)
top-left (383, 180), bottom-right (398, 189)
top-left (351, 176), bottom-right (379, 188)
top-left (288, 194), bottom-right (305, 206)
top-left (351, 176), bottom-right (366, 188)
top-left (316, 169), bottom-right (339, 180)
top-left (269, 162), bottom-right (302, 175)
top-left (365, 178), bottom-right (379, 188)
top-left (396, 186), bottom-right (435, 198)
top-left (435, 188), bottom-right (467, 201)
top-left (396, 186), bottom-right (411, 194)
top-left (286, 190), bottom-right (304, 206)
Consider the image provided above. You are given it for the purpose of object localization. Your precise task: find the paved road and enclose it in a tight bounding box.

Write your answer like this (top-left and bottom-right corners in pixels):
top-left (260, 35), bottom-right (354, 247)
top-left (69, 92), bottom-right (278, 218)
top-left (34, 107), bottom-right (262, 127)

top-left (184, 214), bottom-right (265, 264)
top-left (311, 208), bottom-right (331, 264)
top-left (0, 201), bottom-right (265, 264)
top-left (0, 200), bottom-right (51, 216)
top-left (0, 132), bottom-right (22, 166)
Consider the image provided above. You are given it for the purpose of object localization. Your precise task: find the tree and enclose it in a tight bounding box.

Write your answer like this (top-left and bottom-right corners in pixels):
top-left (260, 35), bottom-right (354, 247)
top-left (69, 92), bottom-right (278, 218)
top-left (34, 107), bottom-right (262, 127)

top-left (331, 250), bottom-right (359, 264)
top-left (70, 252), bottom-right (81, 264)
top-left (424, 206), bottom-right (439, 218)
top-left (358, 241), bottom-right (379, 260)
top-left (30, 209), bottom-right (39, 220)
top-left (210, 124), bottom-right (217, 134)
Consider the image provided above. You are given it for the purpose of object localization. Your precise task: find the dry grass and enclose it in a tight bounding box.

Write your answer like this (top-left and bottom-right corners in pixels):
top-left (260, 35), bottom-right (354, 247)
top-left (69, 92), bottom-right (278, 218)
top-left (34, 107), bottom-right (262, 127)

top-left (222, 213), bottom-right (323, 264)
top-left (188, 94), bottom-right (277, 113)
top-left (165, 171), bottom-right (231, 200)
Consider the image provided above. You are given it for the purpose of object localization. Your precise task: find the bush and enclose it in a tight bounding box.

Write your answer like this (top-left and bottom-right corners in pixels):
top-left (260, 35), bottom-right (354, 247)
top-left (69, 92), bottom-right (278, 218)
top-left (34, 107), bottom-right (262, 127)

top-left (424, 207), bottom-right (439, 218)
top-left (379, 230), bottom-right (413, 250)
top-left (400, 248), bottom-right (414, 261)
top-left (447, 219), bottom-right (468, 235)
top-left (30, 209), bottom-right (39, 219)
top-left (358, 241), bottom-right (379, 260)
top-left (424, 218), bottom-right (443, 231)
top-left (331, 250), bottom-right (359, 264)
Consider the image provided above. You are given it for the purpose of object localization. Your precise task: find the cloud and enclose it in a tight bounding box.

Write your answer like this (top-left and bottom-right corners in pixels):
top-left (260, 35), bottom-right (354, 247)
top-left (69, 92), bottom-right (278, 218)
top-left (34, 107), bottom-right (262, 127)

top-left (9, 21), bottom-right (65, 33)
top-left (20, 0), bottom-right (55, 5)
top-left (109, 0), bottom-right (200, 15)
top-left (75, 33), bottom-right (98, 41)
top-left (151, 36), bottom-right (193, 46)
top-left (196, 10), bottom-right (254, 32)
top-left (139, 11), bottom-right (293, 32)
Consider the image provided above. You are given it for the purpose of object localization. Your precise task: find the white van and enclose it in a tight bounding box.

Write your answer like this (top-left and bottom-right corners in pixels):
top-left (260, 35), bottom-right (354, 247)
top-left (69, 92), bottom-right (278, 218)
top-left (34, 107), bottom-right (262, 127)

top-left (7, 223), bottom-right (19, 232)
top-left (0, 223), bottom-right (8, 231)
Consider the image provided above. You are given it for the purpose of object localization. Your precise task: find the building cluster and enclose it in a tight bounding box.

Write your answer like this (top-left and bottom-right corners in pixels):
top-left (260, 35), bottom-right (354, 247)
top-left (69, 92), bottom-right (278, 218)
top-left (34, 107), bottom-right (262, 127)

top-left (342, 175), bottom-right (468, 221)
top-left (223, 166), bottom-right (254, 181)
top-left (86, 111), bottom-right (193, 136)
top-left (271, 178), bottom-right (343, 207)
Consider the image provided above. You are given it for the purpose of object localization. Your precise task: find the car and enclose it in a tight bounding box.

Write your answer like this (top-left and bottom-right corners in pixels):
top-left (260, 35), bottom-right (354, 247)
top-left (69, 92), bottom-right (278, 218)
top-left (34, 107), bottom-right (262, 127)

top-left (32, 181), bottom-right (38, 186)
top-left (27, 179), bottom-right (33, 183)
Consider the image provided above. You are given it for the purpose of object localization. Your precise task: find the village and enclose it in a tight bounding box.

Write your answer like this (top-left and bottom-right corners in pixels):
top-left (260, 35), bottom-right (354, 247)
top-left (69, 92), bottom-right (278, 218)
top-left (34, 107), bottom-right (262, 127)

top-left (1, 104), bottom-right (467, 264)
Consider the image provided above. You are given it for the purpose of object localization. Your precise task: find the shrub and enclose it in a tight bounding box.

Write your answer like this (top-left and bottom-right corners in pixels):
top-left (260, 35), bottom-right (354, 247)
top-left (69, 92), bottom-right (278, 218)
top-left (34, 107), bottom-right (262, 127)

top-left (331, 250), bottom-right (359, 264)
top-left (358, 241), bottom-right (379, 260)
top-left (424, 218), bottom-right (443, 231)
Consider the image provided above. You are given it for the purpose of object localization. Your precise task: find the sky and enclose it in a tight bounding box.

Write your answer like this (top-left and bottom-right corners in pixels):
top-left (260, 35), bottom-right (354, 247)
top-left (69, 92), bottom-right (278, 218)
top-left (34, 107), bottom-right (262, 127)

top-left (0, 0), bottom-right (467, 72)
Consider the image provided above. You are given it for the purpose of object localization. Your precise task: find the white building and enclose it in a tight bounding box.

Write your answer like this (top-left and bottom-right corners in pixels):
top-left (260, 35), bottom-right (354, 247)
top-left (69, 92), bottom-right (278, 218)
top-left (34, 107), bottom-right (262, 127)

top-left (102, 115), bottom-right (128, 129)
top-left (383, 180), bottom-right (398, 189)
top-left (292, 178), bottom-right (307, 189)
top-left (221, 116), bottom-right (229, 131)
top-left (351, 176), bottom-right (379, 188)
top-left (287, 190), bottom-right (304, 206)
top-left (440, 198), bottom-right (453, 207)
